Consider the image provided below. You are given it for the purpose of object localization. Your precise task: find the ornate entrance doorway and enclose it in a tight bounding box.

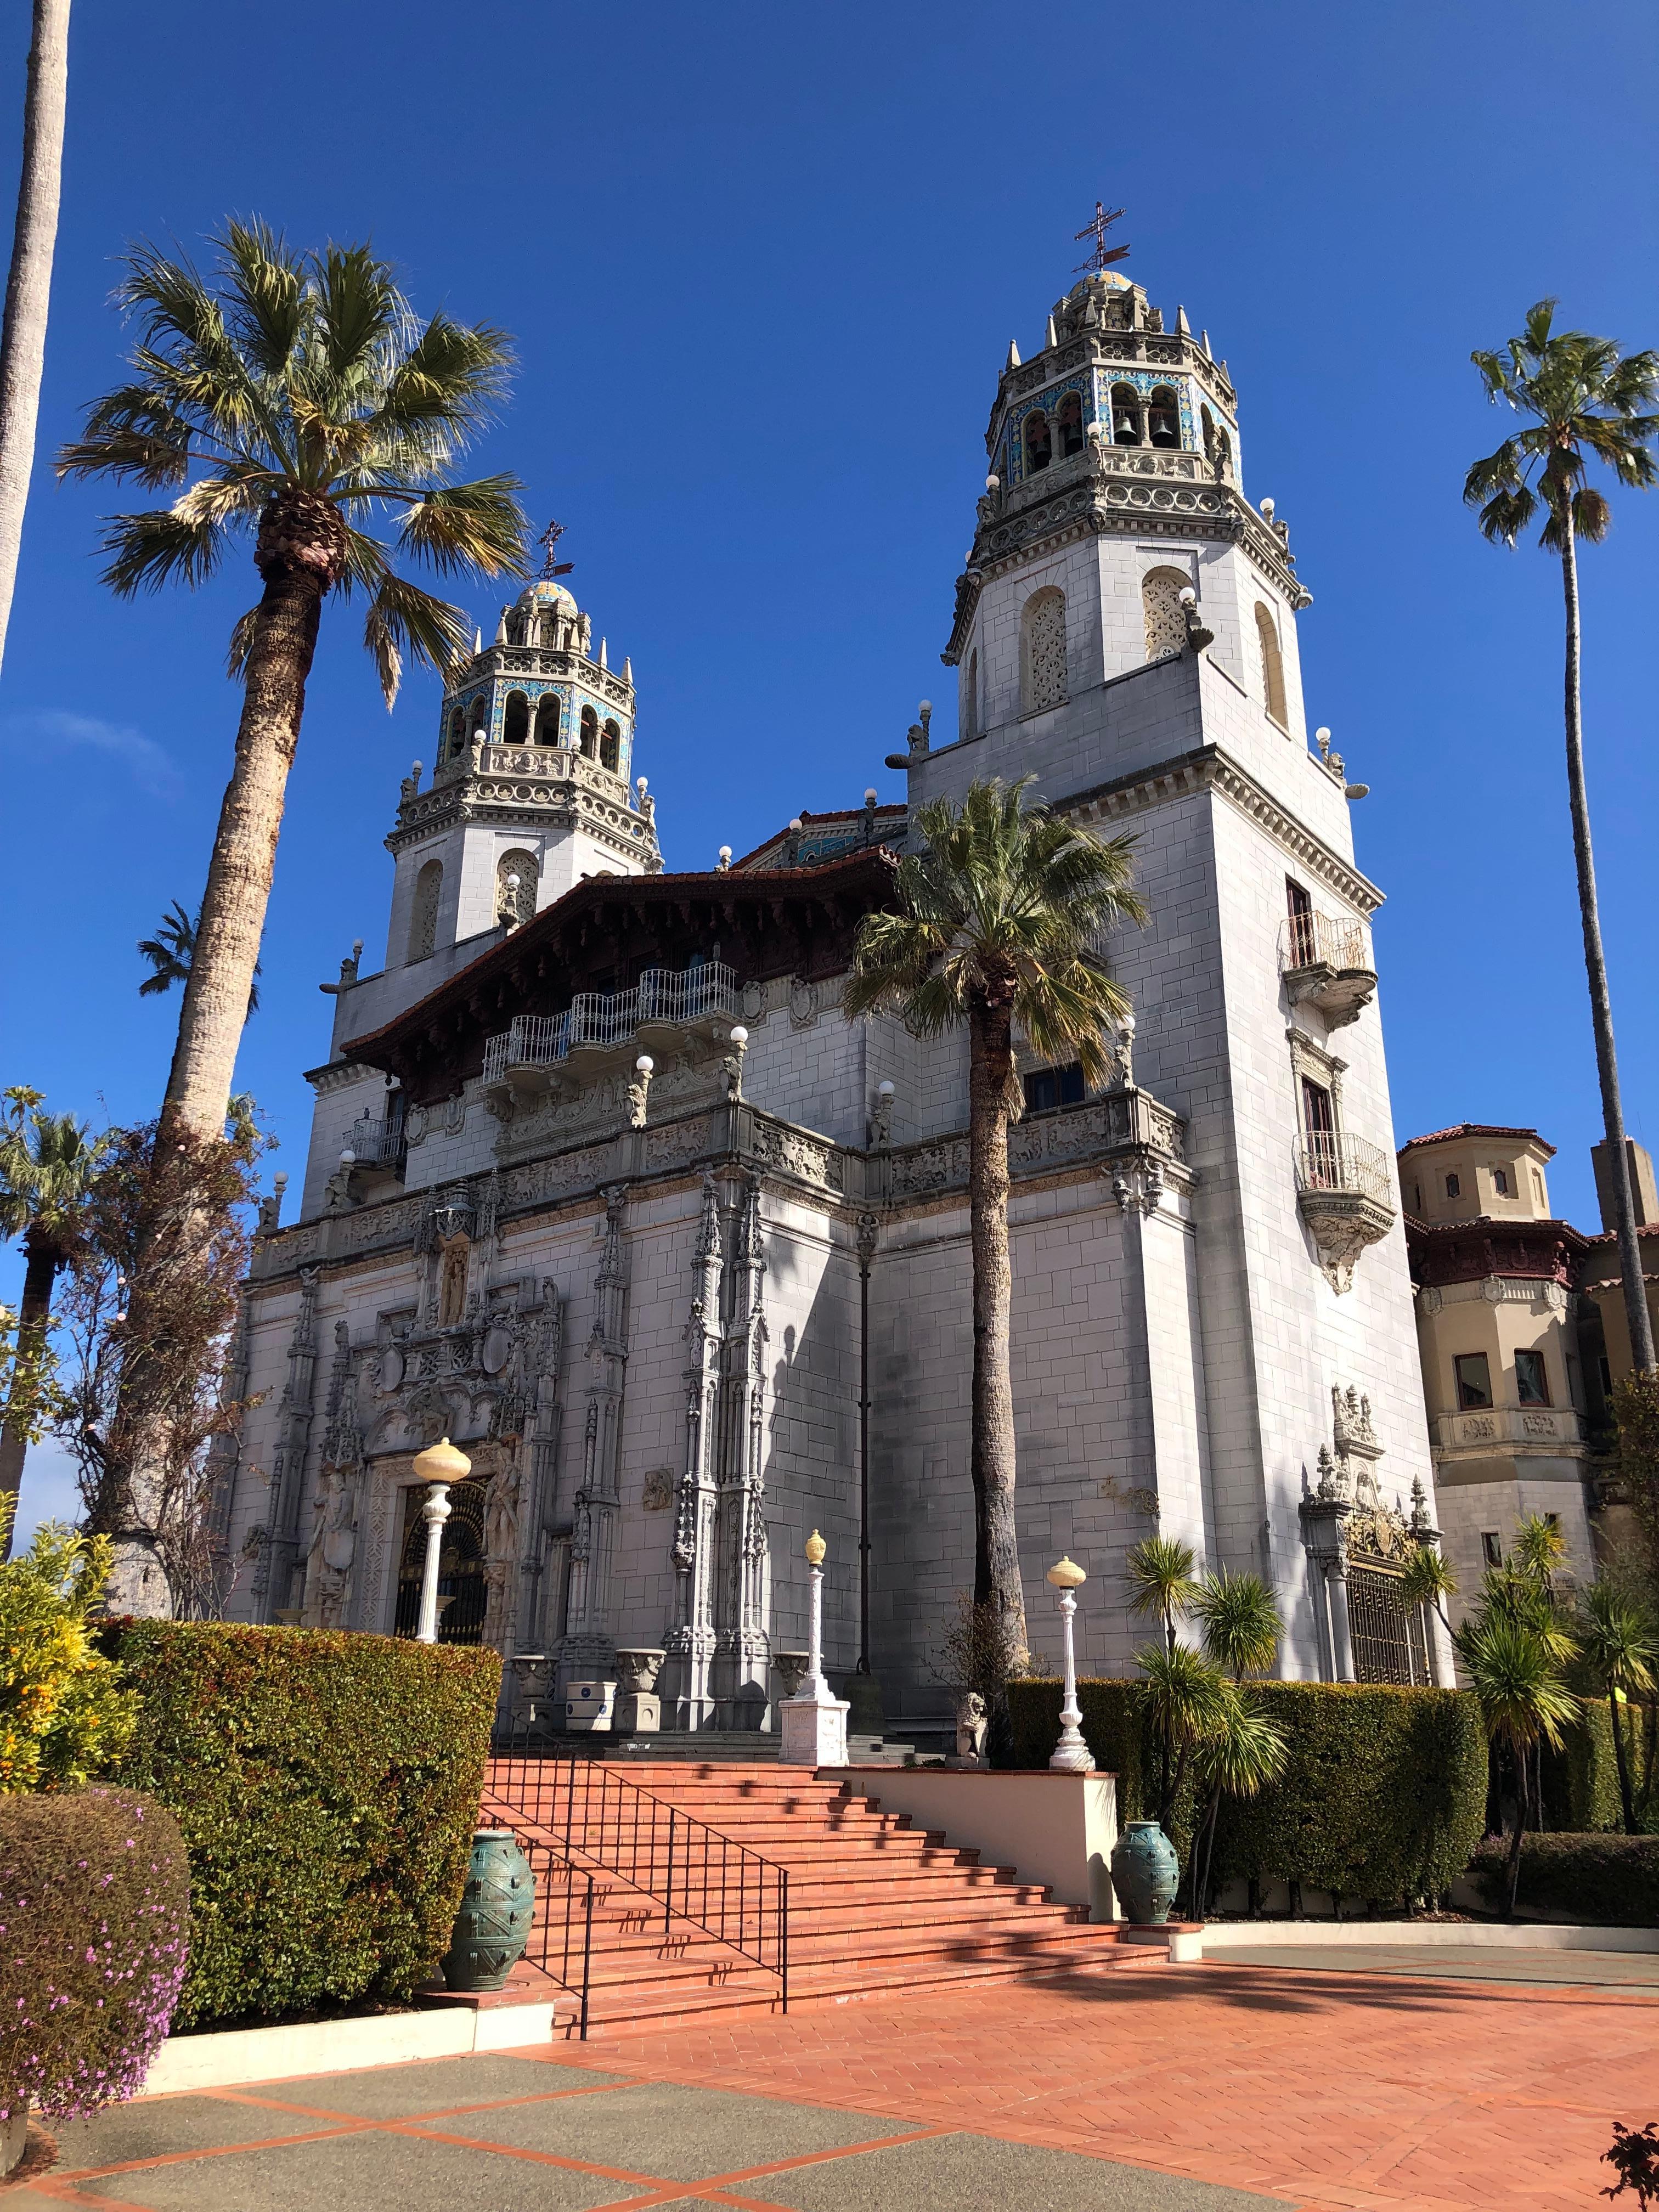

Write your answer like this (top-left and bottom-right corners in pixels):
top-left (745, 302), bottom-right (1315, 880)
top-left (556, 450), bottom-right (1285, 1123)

top-left (394, 1479), bottom-right (487, 1643)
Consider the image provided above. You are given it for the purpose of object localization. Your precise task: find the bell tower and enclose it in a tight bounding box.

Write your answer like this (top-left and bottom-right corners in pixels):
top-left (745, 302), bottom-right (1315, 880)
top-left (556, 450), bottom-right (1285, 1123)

top-left (382, 576), bottom-right (661, 977)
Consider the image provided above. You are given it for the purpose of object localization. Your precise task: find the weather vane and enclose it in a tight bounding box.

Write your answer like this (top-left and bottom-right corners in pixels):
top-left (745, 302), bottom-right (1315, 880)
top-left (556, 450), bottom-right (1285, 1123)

top-left (1074, 201), bottom-right (1130, 275)
top-left (538, 518), bottom-right (575, 580)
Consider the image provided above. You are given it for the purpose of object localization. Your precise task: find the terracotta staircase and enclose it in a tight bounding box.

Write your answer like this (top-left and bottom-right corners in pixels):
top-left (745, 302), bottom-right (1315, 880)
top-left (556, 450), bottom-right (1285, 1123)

top-left (480, 1758), bottom-right (1161, 2037)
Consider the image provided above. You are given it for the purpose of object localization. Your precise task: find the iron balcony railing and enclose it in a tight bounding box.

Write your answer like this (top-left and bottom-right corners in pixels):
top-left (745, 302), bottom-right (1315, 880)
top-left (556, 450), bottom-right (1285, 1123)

top-left (1294, 1131), bottom-right (1395, 1206)
top-left (343, 1111), bottom-right (406, 1174)
top-left (483, 961), bottom-right (741, 1084)
top-left (1280, 909), bottom-right (1372, 975)
top-left (486, 1753), bottom-right (788, 2036)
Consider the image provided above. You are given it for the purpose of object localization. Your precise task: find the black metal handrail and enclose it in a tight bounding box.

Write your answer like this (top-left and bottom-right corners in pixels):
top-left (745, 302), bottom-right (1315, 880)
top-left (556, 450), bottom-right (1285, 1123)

top-left (487, 1754), bottom-right (789, 2035)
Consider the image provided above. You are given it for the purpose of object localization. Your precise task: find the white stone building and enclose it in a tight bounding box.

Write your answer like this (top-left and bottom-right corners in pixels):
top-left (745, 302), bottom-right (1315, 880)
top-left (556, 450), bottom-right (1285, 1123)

top-left (218, 263), bottom-right (1452, 1726)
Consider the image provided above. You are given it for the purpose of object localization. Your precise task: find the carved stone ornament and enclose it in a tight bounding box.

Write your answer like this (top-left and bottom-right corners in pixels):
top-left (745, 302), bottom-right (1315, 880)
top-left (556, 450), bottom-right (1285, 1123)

top-left (641, 1468), bottom-right (674, 1511)
top-left (1295, 1187), bottom-right (1395, 1295)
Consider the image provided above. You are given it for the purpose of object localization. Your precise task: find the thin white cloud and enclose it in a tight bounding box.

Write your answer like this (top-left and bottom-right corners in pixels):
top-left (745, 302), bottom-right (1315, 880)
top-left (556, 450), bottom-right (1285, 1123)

top-left (8, 709), bottom-right (182, 796)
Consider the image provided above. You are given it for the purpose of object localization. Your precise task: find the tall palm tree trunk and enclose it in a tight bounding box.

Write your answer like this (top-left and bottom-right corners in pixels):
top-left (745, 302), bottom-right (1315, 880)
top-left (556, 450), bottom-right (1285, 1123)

top-left (0, 0), bottom-right (69, 676)
top-left (1561, 514), bottom-right (1656, 1373)
top-left (0, 1232), bottom-right (58, 1555)
top-left (967, 989), bottom-right (1027, 1664)
top-left (161, 493), bottom-right (341, 1145)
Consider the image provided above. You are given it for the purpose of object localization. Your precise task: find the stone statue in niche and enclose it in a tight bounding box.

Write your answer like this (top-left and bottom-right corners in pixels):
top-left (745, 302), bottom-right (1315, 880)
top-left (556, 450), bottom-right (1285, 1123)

top-left (482, 1457), bottom-right (523, 1646)
top-left (302, 1464), bottom-right (357, 1628)
top-left (438, 1235), bottom-right (470, 1327)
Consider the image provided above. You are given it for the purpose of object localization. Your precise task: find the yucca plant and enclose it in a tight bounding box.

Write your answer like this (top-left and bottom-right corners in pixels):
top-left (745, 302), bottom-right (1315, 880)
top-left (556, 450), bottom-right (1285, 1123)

top-left (59, 221), bottom-right (528, 1147)
top-left (1190, 1566), bottom-right (1281, 1680)
top-left (1466, 301), bottom-right (1659, 1374)
top-left (1186, 1685), bottom-right (1288, 1917)
top-left (1136, 1640), bottom-right (1232, 1834)
top-left (844, 776), bottom-right (1144, 1669)
top-left (1455, 1610), bottom-right (1579, 1915)
top-left (1400, 1544), bottom-right (1458, 1638)
top-left (1125, 1534), bottom-right (1200, 1658)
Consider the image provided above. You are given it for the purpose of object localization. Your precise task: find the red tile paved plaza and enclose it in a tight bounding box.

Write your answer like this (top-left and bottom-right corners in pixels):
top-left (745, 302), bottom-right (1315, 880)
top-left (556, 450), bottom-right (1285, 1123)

top-left (546, 1958), bottom-right (1659, 2211)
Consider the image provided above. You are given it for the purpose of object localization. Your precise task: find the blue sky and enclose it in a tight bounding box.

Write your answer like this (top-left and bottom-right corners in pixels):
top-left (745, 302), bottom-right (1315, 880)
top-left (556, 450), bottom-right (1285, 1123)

top-left (3, 0), bottom-right (1657, 1536)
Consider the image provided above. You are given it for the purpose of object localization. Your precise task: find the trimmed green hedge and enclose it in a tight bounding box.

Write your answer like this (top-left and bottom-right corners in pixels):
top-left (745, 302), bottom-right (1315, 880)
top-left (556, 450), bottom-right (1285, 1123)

top-left (1008, 1677), bottom-right (1487, 1907)
top-left (1539, 1702), bottom-right (1656, 1835)
top-left (1467, 1832), bottom-right (1659, 1926)
top-left (103, 1623), bottom-right (500, 2031)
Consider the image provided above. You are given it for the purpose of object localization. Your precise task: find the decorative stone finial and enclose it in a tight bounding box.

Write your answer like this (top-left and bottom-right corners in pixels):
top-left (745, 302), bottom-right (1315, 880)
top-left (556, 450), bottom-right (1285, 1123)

top-left (413, 1435), bottom-right (471, 1485)
top-left (805, 1529), bottom-right (826, 1566)
top-left (1005, 339), bottom-right (1021, 370)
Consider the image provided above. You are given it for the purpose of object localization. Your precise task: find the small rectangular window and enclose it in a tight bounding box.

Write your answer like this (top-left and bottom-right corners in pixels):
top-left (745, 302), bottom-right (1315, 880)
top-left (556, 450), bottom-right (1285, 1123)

top-left (1533, 1169), bottom-right (1546, 1207)
top-left (1455, 1352), bottom-right (1493, 1409)
top-left (1515, 1349), bottom-right (1550, 1406)
top-left (1445, 1172), bottom-right (1460, 1199)
top-left (1493, 1167), bottom-right (1510, 1197)
top-left (1481, 1531), bottom-right (1503, 1567)
top-left (1022, 1063), bottom-right (1085, 1115)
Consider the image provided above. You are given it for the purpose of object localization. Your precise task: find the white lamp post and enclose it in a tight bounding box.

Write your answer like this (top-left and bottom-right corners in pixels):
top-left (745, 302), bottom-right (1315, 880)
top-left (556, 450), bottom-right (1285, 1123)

top-left (412, 1436), bottom-right (470, 1643)
top-left (780, 1529), bottom-right (850, 1768)
top-left (1047, 1555), bottom-right (1095, 1773)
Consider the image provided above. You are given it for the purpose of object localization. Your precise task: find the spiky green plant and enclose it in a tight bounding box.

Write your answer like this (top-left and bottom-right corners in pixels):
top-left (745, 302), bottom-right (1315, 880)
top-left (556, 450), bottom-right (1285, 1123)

top-left (1400, 1544), bottom-right (1458, 1635)
top-left (1577, 1581), bottom-right (1657, 1835)
top-left (1190, 1567), bottom-right (1281, 1680)
top-left (1125, 1534), bottom-right (1200, 1657)
top-left (1455, 1610), bottom-right (1580, 1915)
top-left (1187, 1685), bottom-right (1288, 1915)
top-left (1466, 301), bottom-right (1659, 1374)
top-left (1135, 1641), bottom-right (1232, 1833)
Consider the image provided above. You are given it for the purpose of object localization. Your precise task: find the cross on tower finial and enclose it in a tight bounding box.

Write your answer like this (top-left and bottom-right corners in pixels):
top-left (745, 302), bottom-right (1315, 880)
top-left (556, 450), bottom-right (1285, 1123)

top-left (538, 518), bottom-right (575, 580)
top-left (1074, 201), bottom-right (1130, 275)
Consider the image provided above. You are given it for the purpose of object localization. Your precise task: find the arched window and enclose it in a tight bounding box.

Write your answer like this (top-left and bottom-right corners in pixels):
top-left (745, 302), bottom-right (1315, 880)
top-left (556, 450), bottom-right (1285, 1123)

top-left (495, 846), bottom-right (538, 929)
top-left (409, 857), bottom-right (442, 963)
top-left (1057, 391), bottom-right (1084, 458)
top-left (1142, 567), bottom-right (1189, 663)
top-left (600, 719), bottom-right (621, 773)
top-left (1023, 410), bottom-right (1052, 473)
top-left (1216, 425), bottom-right (1233, 480)
top-left (1111, 382), bottom-right (1141, 445)
top-left (533, 692), bottom-right (561, 746)
top-left (1148, 386), bottom-right (1180, 448)
top-left (1200, 404), bottom-right (1216, 464)
top-left (468, 696), bottom-right (488, 741)
top-left (1020, 587), bottom-right (1066, 714)
top-left (503, 691), bottom-right (529, 746)
top-left (1255, 603), bottom-right (1288, 727)
top-left (578, 705), bottom-right (598, 759)
top-left (447, 707), bottom-right (465, 757)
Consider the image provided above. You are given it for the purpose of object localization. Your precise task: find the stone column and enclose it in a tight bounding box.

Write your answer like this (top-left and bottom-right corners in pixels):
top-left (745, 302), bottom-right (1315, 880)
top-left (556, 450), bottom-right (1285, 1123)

top-left (560, 1186), bottom-right (629, 1692)
top-left (780, 1530), bottom-right (849, 1767)
top-left (665, 1174), bottom-right (724, 1729)
top-left (1324, 1558), bottom-right (1357, 1683)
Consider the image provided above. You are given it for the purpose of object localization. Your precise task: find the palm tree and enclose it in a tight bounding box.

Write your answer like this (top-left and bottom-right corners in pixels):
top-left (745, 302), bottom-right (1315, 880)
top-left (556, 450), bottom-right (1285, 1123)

top-left (138, 900), bottom-right (259, 1015)
top-left (1510, 1510), bottom-right (1570, 1593)
top-left (1577, 1580), bottom-right (1657, 1836)
top-left (1400, 1544), bottom-right (1457, 1640)
top-left (1466, 302), bottom-right (1659, 1375)
top-left (58, 221), bottom-right (528, 1147)
top-left (1455, 1610), bottom-right (1579, 1915)
top-left (0, 0), bottom-right (70, 675)
top-left (1190, 1567), bottom-right (1281, 1680)
top-left (844, 777), bottom-right (1144, 1661)
top-left (1125, 1534), bottom-right (1199, 1657)
top-left (0, 1087), bottom-right (109, 1556)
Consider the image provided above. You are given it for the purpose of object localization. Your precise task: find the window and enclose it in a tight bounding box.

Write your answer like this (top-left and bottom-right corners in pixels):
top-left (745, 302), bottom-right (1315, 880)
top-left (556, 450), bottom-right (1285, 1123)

top-left (1020, 587), bottom-right (1067, 713)
top-left (1516, 1349), bottom-right (1550, 1406)
top-left (503, 691), bottom-right (529, 746)
top-left (1285, 877), bottom-right (1314, 968)
top-left (1141, 566), bottom-right (1189, 663)
top-left (1493, 1167), bottom-right (1510, 1197)
top-left (1533, 1167), bottom-right (1546, 1208)
top-left (1300, 1076), bottom-right (1336, 1183)
top-left (578, 705), bottom-right (598, 758)
top-left (408, 857), bottom-right (442, 963)
top-left (1200, 403), bottom-right (1216, 464)
top-left (496, 847), bottom-right (538, 929)
top-left (1147, 385), bottom-right (1180, 448)
top-left (468, 696), bottom-right (488, 739)
top-left (1455, 1352), bottom-right (1493, 1410)
top-left (534, 692), bottom-right (561, 746)
top-left (600, 719), bottom-right (621, 774)
top-left (1254, 602), bottom-right (1288, 727)
top-left (1216, 425), bottom-right (1233, 479)
top-left (1110, 381), bottom-right (1141, 445)
top-left (1023, 1063), bottom-right (1086, 1114)
top-left (1411, 1183), bottom-right (1423, 1213)
top-left (1023, 410), bottom-right (1052, 473)
top-left (1481, 1531), bottom-right (1503, 1567)
top-left (447, 707), bottom-right (465, 756)
top-left (1444, 1173), bottom-right (1460, 1199)
top-left (1057, 390), bottom-right (1084, 458)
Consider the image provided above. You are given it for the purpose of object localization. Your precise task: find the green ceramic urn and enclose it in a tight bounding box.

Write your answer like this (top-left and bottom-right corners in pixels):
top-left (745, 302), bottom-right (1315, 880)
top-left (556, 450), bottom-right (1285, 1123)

top-left (441, 1828), bottom-right (535, 1992)
top-left (1109, 1819), bottom-right (1180, 1925)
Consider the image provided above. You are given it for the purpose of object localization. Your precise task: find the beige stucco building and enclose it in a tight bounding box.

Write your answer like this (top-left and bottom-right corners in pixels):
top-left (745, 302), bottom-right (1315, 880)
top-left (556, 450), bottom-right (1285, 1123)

top-left (1400, 1124), bottom-right (1594, 1628)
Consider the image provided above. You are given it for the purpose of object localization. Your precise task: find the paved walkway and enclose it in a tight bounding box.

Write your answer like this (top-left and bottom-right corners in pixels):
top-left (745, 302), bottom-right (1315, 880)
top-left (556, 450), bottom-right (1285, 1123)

top-left (13, 1955), bottom-right (1656, 2211)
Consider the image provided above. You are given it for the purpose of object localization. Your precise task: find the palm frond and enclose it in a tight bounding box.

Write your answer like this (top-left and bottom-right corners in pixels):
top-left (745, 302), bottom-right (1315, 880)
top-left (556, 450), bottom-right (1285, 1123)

top-left (393, 476), bottom-right (528, 577)
top-left (97, 506), bottom-right (228, 595)
top-left (216, 218), bottom-right (308, 381)
top-left (360, 570), bottom-right (470, 709)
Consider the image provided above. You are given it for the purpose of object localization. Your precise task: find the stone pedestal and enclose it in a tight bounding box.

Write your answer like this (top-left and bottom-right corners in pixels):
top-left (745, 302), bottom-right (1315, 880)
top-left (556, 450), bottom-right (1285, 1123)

top-left (616, 1692), bottom-right (660, 1733)
top-left (780, 1692), bottom-right (850, 1768)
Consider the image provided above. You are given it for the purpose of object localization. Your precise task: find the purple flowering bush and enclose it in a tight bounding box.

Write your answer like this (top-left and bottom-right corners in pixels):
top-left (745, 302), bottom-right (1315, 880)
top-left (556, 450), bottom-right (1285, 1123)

top-left (0, 1786), bottom-right (188, 2122)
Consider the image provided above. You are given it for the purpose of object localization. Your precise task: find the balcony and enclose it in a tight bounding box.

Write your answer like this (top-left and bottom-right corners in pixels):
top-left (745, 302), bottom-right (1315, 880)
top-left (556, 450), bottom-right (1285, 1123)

top-left (1433, 1405), bottom-right (1586, 1454)
top-left (341, 1109), bottom-right (407, 1184)
top-left (1294, 1132), bottom-right (1397, 1294)
top-left (1280, 910), bottom-right (1376, 1029)
top-left (483, 961), bottom-right (742, 1087)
